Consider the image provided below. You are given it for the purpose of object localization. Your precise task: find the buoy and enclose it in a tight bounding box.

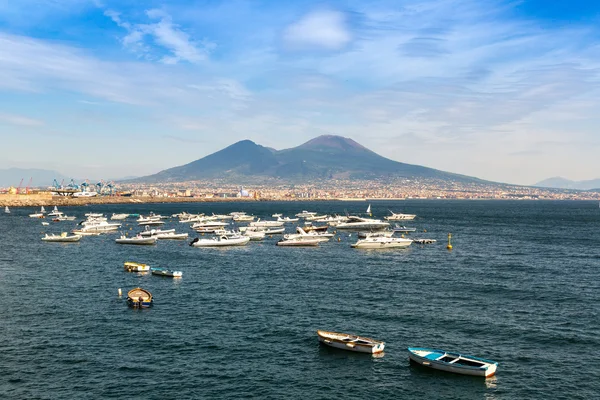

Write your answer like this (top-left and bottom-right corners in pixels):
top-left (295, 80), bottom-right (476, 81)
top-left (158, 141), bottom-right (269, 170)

top-left (118, 288), bottom-right (122, 297)
top-left (447, 233), bottom-right (453, 250)
top-left (424, 229), bottom-right (427, 232)
top-left (401, 234), bottom-right (405, 238)
top-left (337, 237), bottom-right (341, 242)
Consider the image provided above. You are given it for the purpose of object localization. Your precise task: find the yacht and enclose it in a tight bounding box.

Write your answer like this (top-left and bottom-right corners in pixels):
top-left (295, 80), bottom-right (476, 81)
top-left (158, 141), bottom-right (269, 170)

top-left (384, 211), bottom-right (416, 221)
top-left (189, 235), bottom-right (250, 247)
top-left (351, 236), bottom-right (413, 249)
top-left (335, 216), bottom-right (389, 231)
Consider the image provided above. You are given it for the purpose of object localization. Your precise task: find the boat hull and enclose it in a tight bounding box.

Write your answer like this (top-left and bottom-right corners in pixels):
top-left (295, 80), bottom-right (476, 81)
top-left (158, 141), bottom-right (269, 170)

top-left (408, 348), bottom-right (497, 377)
top-left (317, 330), bottom-right (384, 354)
top-left (41, 234), bottom-right (82, 243)
top-left (116, 237), bottom-right (157, 245)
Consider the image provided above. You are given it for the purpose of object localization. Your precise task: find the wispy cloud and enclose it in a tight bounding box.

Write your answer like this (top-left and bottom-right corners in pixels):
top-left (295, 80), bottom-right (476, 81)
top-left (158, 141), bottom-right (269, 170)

top-left (0, 113), bottom-right (44, 127)
top-left (283, 10), bottom-right (351, 50)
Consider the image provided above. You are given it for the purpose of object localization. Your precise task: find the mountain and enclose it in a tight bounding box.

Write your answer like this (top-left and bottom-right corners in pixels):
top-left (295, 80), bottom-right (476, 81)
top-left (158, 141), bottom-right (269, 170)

top-left (133, 135), bottom-right (487, 184)
top-left (534, 177), bottom-right (600, 191)
top-left (0, 168), bottom-right (72, 188)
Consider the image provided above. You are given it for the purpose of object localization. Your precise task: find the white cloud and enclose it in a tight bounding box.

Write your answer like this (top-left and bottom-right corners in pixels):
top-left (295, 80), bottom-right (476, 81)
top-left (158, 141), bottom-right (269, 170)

top-left (283, 10), bottom-right (351, 50)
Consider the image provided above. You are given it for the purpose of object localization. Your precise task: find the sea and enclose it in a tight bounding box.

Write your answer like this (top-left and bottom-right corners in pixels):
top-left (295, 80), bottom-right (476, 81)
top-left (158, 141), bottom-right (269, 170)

top-left (0, 200), bottom-right (598, 399)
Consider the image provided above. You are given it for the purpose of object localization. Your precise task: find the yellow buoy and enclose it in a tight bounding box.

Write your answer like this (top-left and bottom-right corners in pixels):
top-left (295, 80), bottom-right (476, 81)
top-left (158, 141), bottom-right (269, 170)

top-left (447, 233), bottom-right (453, 250)
top-left (337, 237), bottom-right (341, 242)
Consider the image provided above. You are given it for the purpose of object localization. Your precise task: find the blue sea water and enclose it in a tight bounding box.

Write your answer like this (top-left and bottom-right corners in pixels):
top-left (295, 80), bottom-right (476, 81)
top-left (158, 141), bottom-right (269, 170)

top-left (0, 200), bottom-right (598, 399)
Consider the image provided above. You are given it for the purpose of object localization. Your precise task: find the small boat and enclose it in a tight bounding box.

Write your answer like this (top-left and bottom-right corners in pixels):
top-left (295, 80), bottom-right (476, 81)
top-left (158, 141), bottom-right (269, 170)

top-left (302, 224), bottom-right (328, 232)
top-left (189, 235), bottom-right (250, 247)
top-left (393, 225), bottom-right (416, 233)
top-left (151, 268), bottom-right (182, 278)
top-left (276, 237), bottom-right (321, 247)
top-left (384, 211), bottom-right (416, 221)
top-left (29, 212), bottom-right (45, 218)
top-left (277, 216), bottom-right (299, 223)
top-left (124, 261), bottom-right (150, 272)
top-left (413, 238), bottom-right (437, 244)
top-left (47, 206), bottom-right (62, 217)
top-left (154, 232), bottom-right (188, 240)
top-left (243, 230), bottom-right (266, 241)
top-left (115, 235), bottom-right (157, 245)
top-left (140, 228), bottom-right (175, 237)
top-left (233, 214), bottom-right (255, 222)
top-left (305, 214), bottom-right (328, 221)
top-left (295, 210), bottom-right (317, 218)
top-left (42, 222), bottom-right (50, 226)
top-left (351, 237), bottom-right (413, 249)
top-left (263, 227), bottom-right (285, 234)
top-left (357, 230), bottom-right (394, 238)
top-left (317, 330), bottom-right (385, 354)
top-left (111, 213), bottom-right (129, 220)
top-left (127, 287), bottom-right (153, 308)
top-left (84, 212), bottom-right (103, 218)
top-left (4, 206), bottom-right (9, 214)
top-left (408, 347), bottom-right (498, 377)
top-left (366, 204), bottom-right (371, 215)
top-left (138, 219), bottom-right (165, 226)
top-left (41, 232), bottom-right (82, 242)
top-left (272, 213), bottom-right (282, 218)
top-left (250, 219), bottom-right (284, 228)
top-left (71, 230), bottom-right (101, 236)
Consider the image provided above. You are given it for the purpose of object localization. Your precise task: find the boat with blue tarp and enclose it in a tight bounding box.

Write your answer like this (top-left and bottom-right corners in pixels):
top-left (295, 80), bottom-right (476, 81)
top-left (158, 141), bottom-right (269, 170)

top-left (408, 347), bottom-right (498, 377)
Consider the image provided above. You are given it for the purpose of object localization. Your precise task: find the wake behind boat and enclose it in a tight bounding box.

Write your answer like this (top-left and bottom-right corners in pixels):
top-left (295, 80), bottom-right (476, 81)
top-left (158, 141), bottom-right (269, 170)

top-left (408, 347), bottom-right (498, 377)
top-left (317, 330), bottom-right (385, 354)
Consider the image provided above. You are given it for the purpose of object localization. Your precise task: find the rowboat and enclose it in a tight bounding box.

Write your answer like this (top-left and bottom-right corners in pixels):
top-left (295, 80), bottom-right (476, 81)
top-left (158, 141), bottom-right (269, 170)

top-left (151, 268), bottom-right (182, 278)
top-left (408, 347), bottom-right (498, 377)
top-left (317, 330), bottom-right (385, 354)
top-left (124, 261), bottom-right (150, 272)
top-left (41, 232), bottom-right (82, 242)
top-left (115, 235), bottom-right (157, 245)
top-left (127, 288), bottom-right (153, 308)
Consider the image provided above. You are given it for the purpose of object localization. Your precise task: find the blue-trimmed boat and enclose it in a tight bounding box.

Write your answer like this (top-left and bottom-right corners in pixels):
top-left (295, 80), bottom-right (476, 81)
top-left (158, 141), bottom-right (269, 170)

top-left (127, 288), bottom-right (153, 308)
top-left (408, 347), bottom-right (498, 377)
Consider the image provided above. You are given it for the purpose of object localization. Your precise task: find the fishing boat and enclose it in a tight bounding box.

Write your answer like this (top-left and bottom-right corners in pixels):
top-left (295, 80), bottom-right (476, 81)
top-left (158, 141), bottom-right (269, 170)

top-left (276, 237), bottom-right (321, 246)
top-left (127, 288), bottom-right (153, 308)
top-left (317, 330), bottom-right (385, 354)
top-left (4, 206), bottom-right (9, 214)
top-left (408, 347), bottom-right (498, 377)
top-left (351, 237), bottom-right (413, 249)
top-left (384, 211), bottom-right (416, 221)
top-left (189, 235), bottom-right (250, 247)
top-left (124, 261), bottom-right (150, 272)
top-left (41, 232), bottom-right (82, 242)
top-left (151, 268), bottom-right (182, 278)
top-left (115, 235), bottom-right (157, 245)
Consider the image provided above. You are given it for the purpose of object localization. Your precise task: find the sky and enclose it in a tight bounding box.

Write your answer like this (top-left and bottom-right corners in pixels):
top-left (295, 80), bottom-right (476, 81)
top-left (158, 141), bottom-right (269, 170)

top-left (0, 0), bottom-right (599, 185)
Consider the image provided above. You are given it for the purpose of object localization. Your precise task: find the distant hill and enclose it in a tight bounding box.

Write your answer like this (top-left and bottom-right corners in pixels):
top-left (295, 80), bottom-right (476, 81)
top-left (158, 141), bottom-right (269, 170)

top-left (0, 168), bottom-right (71, 188)
top-left (133, 135), bottom-right (487, 184)
top-left (534, 177), bottom-right (600, 191)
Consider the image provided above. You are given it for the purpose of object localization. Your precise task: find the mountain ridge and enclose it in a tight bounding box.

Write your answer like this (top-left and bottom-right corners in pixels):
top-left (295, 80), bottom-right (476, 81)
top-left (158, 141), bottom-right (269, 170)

top-left (534, 176), bottom-right (600, 191)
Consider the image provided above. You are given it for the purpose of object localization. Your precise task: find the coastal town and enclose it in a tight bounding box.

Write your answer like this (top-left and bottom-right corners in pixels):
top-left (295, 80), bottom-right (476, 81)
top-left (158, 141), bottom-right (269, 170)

top-left (1, 177), bottom-right (598, 207)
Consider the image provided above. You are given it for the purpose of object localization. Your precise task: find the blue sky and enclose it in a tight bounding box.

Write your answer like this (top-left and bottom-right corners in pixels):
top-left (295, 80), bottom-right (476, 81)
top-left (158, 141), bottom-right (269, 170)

top-left (0, 0), bottom-right (599, 185)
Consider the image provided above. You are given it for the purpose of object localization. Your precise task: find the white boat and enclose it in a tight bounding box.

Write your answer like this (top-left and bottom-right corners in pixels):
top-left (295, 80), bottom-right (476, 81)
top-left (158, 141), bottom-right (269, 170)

top-left (140, 228), bottom-right (175, 237)
top-left (317, 330), bottom-right (385, 354)
top-left (393, 224), bottom-right (416, 233)
top-left (211, 213), bottom-right (233, 220)
top-left (54, 214), bottom-right (76, 221)
top-left (276, 237), bottom-right (321, 246)
top-left (305, 214), bottom-right (328, 221)
top-left (41, 222), bottom-right (50, 226)
top-left (124, 261), bottom-right (150, 272)
top-left (115, 235), bottom-right (157, 245)
top-left (263, 227), bottom-right (285, 234)
top-left (366, 204), bottom-right (371, 214)
top-left (242, 230), bottom-right (266, 241)
top-left (295, 210), bottom-right (317, 218)
top-left (272, 213), bottom-right (282, 218)
top-left (84, 212), bottom-right (103, 218)
top-left (284, 227), bottom-right (331, 242)
top-left (74, 191), bottom-right (98, 197)
top-left (408, 347), bottom-right (498, 377)
top-left (41, 232), bottom-right (82, 242)
top-left (192, 221), bottom-right (229, 230)
top-left (351, 236), bottom-right (413, 249)
top-left (111, 213), bottom-right (129, 220)
top-left (47, 206), bottom-right (61, 217)
top-left (29, 206), bottom-right (46, 218)
top-left (77, 219), bottom-right (121, 233)
top-left (357, 231), bottom-right (394, 238)
top-left (385, 211), bottom-right (416, 221)
top-left (189, 235), bottom-right (250, 247)
top-left (138, 219), bottom-right (165, 226)
top-left (250, 219), bottom-right (284, 228)
top-left (233, 214), bottom-right (255, 222)
top-left (4, 206), bottom-right (9, 214)
top-left (335, 216), bottom-right (389, 231)
top-left (155, 232), bottom-right (189, 240)
top-left (277, 216), bottom-right (299, 223)
top-left (41, 206), bottom-right (46, 213)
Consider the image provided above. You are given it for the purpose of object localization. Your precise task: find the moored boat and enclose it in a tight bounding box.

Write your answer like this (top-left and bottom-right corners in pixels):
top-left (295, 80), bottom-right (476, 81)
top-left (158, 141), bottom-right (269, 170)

top-left (41, 232), bottom-right (82, 242)
top-left (351, 236), bottom-right (412, 249)
top-left (317, 330), bottom-right (385, 354)
top-left (5, 206), bottom-right (10, 214)
top-left (154, 232), bottom-right (189, 240)
top-left (124, 261), bottom-right (150, 272)
top-left (408, 347), bottom-right (498, 377)
top-left (127, 287), bottom-right (153, 308)
top-left (189, 235), bottom-right (250, 247)
top-left (385, 211), bottom-right (416, 221)
top-left (276, 237), bottom-right (321, 246)
top-left (393, 225), bottom-right (416, 233)
top-left (115, 235), bottom-right (157, 245)
top-left (151, 268), bottom-right (182, 278)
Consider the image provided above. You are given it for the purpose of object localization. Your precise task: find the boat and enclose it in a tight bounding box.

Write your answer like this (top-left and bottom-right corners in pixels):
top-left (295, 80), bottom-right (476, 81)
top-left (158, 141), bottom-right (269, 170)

top-left (305, 214), bottom-right (328, 221)
top-left (54, 214), bottom-right (76, 221)
top-left (211, 213), bottom-right (233, 220)
top-left (124, 261), bottom-right (150, 272)
top-left (192, 221), bottom-right (229, 230)
top-left (335, 216), bottom-right (389, 231)
top-left (84, 212), bottom-right (103, 218)
top-left (47, 206), bottom-right (62, 217)
top-left (127, 287), bottom-right (153, 308)
top-left (151, 268), bottom-right (182, 278)
top-left (249, 219), bottom-right (284, 228)
top-left (408, 347), bottom-right (498, 377)
top-left (111, 213), bottom-right (129, 220)
top-left (302, 224), bottom-right (328, 232)
top-left (284, 227), bottom-right (332, 242)
top-left (351, 236), bottom-right (413, 249)
top-left (277, 216), bottom-right (299, 223)
top-left (384, 211), bottom-right (416, 221)
top-left (413, 238), bottom-right (437, 244)
top-left (41, 222), bottom-right (50, 226)
top-left (41, 232), bottom-right (82, 242)
top-left (233, 214), bottom-right (255, 222)
top-left (272, 213), bottom-right (282, 218)
top-left (156, 232), bottom-right (189, 240)
top-left (115, 235), bottom-right (157, 245)
top-left (140, 228), bottom-right (175, 237)
top-left (393, 225), bottom-right (416, 233)
top-left (276, 237), bottom-right (321, 246)
top-left (189, 235), bottom-right (250, 247)
top-left (366, 204), bottom-right (371, 215)
top-left (71, 230), bottom-right (101, 236)
top-left (4, 206), bottom-right (10, 214)
top-left (77, 219), bottom-right (121, 233)
top-left (295, 211), bottom-right (317, 218)
top-left (357, 230), bottom-right (394, 238)
top-left (242, 230), bottom-right (266, 241)
top-left (138, 219), bottom-right (164, 226)
top-left (317, 330), bottom-right (385, 354)
top-left (263, 227), bottom-right (285, 234)
top-left (29, 207), bottom-right (45, 218)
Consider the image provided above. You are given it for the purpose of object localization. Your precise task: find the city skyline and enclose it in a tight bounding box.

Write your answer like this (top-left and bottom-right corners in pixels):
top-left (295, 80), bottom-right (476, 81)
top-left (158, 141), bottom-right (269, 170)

top-left (1, 0), bottom-right (599, 185)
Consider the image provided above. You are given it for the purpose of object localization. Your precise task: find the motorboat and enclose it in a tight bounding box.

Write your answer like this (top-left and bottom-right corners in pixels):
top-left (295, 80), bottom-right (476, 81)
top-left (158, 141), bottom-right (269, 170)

top-left (233, 214), bottom-right (255, 222)
top-left (393, 225), bottom-right (416, 233)
top-left (192, 221), bottom-right (229, 230)
top-left (324, 215), bottom-right (349, 226)
top-left (29, 206), bottom-right (46, 218)
top-left (4, 206), bottom-right (9, 214)
top-left (317, 330), bottom-right (385, 354)
top-left (408, 347), bottom-right (498, 377)
top-left (357, 231), bottom-right (394, 239)
top-left (284, 227), bottom-right (331, 242)
top-left (351, 236), bottom-right (412, 249)
top-left (263, 227), bottom-right (285, 234)
top-left (272, 213), bottom-right (282, 218)
top-left (250, 219), bottom-right (284, 228)
top-left (140, 228), bottom-right (175, 237)
top-left (127, 288), bottom-right (153, 308)
top-left (385, 211), bottom-right (416, 221)
top-left (179, 214), bottom-right (204, 223)
top-left (305, 214), bottom-right (328, 221)
top-left (335, 216), bottom-right (389, 231)
top-left (189, 235), bottom-right (250, 247)
top-left (138, 219), bottom-right (164, 226)
top-left (47, 206), bottom-right (62, 217)
top-left (115, 235), bottom-right (157, 245)
top-left (54, 214), bottom-right (76, 222)
top-left (124, 261), bottom-right (150, 272)
top-left (295, 211), bottom-right (317, 218)
top-left (242, 230), bottom-right (266, 241)
top-left (77, 219), bottom-right (121, 233)
top-left (111, 213), bottom-right (130, 220)
top-left (151, 268), bottom-right (182, 278)
top-left (154, 232), bottom-right (188, 240)
top-left (277, 216), bottom-right (299, 223)
top-left (42, 222), bottom-right (50, 226)
top-left (211, 213), bottom-right (233, 220)
top-left (302, 224), bottom-right (329, 233)
top-left (276, 237), bottom-right (321, 247)
top-left (84, 212), bottom-right (103, 218)
top-left (41, 232), bottom-right (82, 242)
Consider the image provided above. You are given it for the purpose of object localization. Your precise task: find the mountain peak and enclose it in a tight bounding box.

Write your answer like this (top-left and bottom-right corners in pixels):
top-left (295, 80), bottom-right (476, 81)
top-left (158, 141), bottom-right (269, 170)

top-left (297, 135), bottom-right (369, 152)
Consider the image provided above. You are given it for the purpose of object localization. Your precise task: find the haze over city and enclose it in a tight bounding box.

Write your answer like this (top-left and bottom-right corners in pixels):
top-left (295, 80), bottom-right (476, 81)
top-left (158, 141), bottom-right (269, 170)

top-left (1, 0), bottom-right (599, 185)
